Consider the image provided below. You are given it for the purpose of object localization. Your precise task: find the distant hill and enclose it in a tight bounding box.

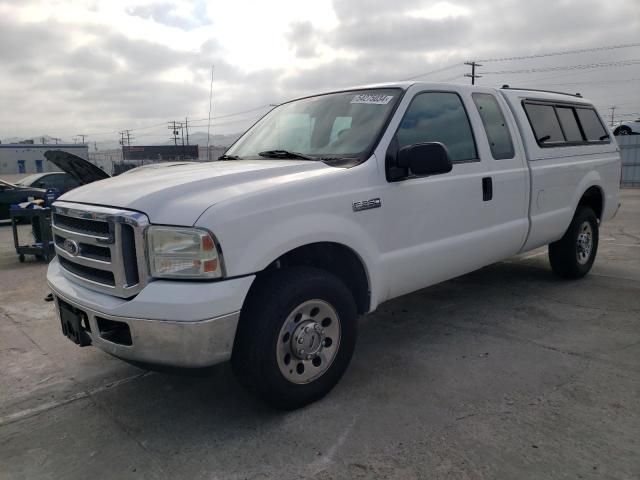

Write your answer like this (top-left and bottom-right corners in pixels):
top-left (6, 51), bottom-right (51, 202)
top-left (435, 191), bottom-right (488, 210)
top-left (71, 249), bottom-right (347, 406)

top-left (2, 131), bottom-right (242, 151)
top-left (183, 131), bottom-right (241, 147)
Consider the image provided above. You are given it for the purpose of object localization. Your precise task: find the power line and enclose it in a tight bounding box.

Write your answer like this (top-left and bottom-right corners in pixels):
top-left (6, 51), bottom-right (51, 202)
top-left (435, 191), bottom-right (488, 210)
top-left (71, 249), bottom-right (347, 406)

top-left (56, 105), bottom-right (273, 139)
top-left (526, 78), bottom-right (640, 87)
top-left (402, 42), bottom-right (640, 83)
top-left (482, 59), bottom-right (640, 75)
top-left (402, 62), bottom-right (463, 81)
top-left (477, 42), bottom-right (640, 63)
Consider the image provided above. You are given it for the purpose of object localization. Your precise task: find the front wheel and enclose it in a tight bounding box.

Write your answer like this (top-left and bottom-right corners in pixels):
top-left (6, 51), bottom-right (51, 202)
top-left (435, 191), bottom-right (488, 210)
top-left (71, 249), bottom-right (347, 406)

top-left (232, 266), bottom-right (357, 410)
top-left (549, 206), bottom-right (599, 279)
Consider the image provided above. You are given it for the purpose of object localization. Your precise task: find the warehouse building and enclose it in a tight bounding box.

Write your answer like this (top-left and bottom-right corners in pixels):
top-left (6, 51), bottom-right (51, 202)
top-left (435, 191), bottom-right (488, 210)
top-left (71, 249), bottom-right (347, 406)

top-left (0, 144), bottom-right (89, 175)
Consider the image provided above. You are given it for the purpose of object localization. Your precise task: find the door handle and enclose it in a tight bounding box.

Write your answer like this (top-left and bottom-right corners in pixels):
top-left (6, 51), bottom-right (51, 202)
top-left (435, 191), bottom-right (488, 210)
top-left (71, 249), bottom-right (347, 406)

top-left (482, 177), bottom-right (493, 201)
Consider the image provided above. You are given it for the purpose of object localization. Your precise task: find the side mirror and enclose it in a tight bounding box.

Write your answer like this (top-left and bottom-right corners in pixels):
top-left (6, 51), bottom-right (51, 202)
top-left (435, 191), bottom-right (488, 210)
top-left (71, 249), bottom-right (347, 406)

top-left (397, 142), bottom-right (453, 177)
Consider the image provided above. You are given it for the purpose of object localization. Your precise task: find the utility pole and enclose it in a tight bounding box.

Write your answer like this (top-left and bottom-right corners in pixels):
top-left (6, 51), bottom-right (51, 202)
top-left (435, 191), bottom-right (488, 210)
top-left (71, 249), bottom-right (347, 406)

top-left (119, 130), bottom-right (133, 160)
top-left (185, 117), bottom-right (190, 145)
top-left (52, 137), bottom-right (61, 144)
top-left (464, 61), bottom-right (482, 85)
top-left (77, 134), bottom-right (87, 144)
top-left (40, 136), bottom-right (47, 144)
top-left (168, 121), bottom-right (179, 147)
top-left (610, 106), bottom-right (616, 127)
top-left (180, 121), bottom-right (186, 160)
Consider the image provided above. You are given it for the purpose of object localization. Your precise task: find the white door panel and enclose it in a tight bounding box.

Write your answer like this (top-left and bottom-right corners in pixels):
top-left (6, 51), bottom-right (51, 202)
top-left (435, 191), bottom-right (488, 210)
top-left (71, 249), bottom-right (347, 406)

top-left (380, 163), bottom-right (498, 299)
top-left (375, 86), bottom-right (530, 301)
top-left (468, 89), bottom-right (530, 254)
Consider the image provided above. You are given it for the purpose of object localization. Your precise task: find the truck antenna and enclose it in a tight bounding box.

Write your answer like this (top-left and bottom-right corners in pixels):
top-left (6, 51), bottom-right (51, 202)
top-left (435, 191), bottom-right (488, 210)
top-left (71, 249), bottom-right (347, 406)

top-left (206, 64), bottom-right (214, 161)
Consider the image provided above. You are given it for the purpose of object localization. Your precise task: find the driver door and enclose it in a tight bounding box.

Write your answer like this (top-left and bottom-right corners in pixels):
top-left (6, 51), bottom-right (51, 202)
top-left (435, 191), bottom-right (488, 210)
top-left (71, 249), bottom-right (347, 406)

top-left (378, 88), bottom-right (498, 299)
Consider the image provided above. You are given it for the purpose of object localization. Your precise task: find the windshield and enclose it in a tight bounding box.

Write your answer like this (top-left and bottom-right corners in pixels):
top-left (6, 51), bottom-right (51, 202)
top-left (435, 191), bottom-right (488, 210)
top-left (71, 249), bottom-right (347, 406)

top-left (225, 88), bottom-right (401, 164)
top-left (0, 179), bottom-right (16, 187)
top-left (15, 174), bottom-right (43, 186)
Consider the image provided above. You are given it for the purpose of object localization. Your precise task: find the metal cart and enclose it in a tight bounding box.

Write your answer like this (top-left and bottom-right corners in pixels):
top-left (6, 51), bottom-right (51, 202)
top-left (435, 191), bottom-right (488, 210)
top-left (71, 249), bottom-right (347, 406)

top-left (10, 207), bottom-right (54, 262)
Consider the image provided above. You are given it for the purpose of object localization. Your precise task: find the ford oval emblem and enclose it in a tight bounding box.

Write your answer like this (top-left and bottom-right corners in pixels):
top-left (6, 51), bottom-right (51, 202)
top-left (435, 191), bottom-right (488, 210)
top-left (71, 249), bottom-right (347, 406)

top-left (62, 239), bottom-right (80, 256)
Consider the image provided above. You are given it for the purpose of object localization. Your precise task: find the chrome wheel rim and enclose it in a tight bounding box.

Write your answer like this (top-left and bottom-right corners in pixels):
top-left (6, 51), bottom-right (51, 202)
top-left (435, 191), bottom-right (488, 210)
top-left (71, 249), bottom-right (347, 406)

top-left (276, 299), bottom-right (341, 384)
top-left (576, 221), bottom-right (593, 265)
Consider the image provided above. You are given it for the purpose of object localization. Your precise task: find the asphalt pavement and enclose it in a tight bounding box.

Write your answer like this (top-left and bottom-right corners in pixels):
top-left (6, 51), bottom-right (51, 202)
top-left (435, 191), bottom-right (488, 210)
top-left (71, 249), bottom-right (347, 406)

top-left (1, 190), bottom-right (639, 479)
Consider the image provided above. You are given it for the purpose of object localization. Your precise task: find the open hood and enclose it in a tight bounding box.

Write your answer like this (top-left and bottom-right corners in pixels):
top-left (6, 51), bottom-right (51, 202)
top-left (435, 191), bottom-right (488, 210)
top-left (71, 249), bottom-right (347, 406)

top-left (44, 150), bottom-right (111, 185)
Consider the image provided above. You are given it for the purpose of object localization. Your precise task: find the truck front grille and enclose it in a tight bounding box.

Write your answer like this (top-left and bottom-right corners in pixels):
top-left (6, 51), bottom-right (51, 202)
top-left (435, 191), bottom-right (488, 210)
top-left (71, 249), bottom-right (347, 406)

top-left (53, 213), bottom-right (111, 237)
top-left (52, 201), bottom-right (150, 298)
top-left (58, 257), bottom-right (116, 286)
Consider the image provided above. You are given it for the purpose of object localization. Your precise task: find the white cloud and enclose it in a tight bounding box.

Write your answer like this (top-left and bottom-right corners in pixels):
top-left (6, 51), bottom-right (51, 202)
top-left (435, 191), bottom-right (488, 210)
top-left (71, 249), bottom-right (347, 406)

top-left (0, 0), bottom-right (638, 143)
top-left (406, 2), bottom-right (471, 20)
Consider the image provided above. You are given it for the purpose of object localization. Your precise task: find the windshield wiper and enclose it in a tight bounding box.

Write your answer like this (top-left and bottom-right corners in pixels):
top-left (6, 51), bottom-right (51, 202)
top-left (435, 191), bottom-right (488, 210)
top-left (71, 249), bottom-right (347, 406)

top-left (258, 150), bottom-right (314, 160)
top-left (218, 154), bottom-right (240, 160)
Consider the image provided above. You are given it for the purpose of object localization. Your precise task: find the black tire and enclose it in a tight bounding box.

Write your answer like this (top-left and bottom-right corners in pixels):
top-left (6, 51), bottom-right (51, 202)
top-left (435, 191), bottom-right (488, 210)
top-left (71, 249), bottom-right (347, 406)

top-left (549, 206), bottom-right (599, 279)
top-left (614, 126), bottom-right (631, 136)
top-left (232, 266), bottom-right (357, 410)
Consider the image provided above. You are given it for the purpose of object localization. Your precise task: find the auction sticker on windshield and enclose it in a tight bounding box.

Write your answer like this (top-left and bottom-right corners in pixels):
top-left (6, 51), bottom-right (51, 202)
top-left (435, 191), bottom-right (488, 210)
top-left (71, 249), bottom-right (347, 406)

top-left (350, 94), bottom-right (394, 105)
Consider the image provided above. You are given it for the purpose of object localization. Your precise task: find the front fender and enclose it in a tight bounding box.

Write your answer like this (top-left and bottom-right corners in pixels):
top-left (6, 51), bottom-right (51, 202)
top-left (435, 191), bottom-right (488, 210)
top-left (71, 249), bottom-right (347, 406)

top-left (209, 211), bottom-right (384, 310)
top-left (232, 213), bottom-right (380, 309)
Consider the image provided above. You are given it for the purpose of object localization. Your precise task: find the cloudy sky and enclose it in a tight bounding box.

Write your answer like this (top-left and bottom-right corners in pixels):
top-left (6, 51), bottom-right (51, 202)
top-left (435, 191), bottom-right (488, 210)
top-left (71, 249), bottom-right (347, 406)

top-left (0, 0), bottom-right (639, 146)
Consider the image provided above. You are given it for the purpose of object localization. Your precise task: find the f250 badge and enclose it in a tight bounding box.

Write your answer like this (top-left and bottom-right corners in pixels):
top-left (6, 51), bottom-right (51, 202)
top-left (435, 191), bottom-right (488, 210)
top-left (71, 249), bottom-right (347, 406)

top-left (352, 198), bottom-right (382, 212)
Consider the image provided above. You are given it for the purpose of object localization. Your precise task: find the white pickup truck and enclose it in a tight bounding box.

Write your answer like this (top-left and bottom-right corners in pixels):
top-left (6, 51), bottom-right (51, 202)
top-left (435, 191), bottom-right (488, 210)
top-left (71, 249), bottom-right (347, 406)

top-left (47, 82), bottom-right (621, 409)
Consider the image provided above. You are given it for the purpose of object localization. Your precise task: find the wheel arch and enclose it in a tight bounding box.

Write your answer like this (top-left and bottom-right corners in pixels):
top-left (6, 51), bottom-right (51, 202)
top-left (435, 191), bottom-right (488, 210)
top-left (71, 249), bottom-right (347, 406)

top-left (250, 242), bottom-right (372, 315)
top-left (577, 185), bottom-right (604, 221)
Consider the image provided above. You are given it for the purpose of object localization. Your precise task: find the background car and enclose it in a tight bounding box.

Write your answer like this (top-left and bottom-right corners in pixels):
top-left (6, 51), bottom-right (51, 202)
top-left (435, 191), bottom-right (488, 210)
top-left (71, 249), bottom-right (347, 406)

top-left (0, 179), bottom-right (45, 220)
top-left (614, 119), bottom-right (640, 135)
top-left (15, 172), bottom-right (81, 193)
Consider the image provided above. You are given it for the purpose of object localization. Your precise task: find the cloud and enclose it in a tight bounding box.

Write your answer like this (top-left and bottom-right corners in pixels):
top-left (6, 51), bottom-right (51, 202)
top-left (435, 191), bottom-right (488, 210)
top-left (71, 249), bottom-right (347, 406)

top-left (0, 0), bottom-right (639, 143)
top-left (126, 1), bottom-right (211, 30)
top-left (330, 15), bottom-right (471, 53)
top-left (286, 21), bottom-right (319, 58)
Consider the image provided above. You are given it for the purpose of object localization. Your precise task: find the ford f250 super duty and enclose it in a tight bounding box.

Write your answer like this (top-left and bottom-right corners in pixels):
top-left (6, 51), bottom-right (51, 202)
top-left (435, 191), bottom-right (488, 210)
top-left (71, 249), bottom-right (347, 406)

top-left (47, 82), bottom-right (621, 409)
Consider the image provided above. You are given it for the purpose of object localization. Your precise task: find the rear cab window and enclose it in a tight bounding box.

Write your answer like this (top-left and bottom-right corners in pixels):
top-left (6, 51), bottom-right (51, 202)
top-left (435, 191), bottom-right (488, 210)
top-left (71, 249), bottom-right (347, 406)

top-left (523, 100), bottom-right (610, 147)
top-left (472, 93), bottom-right (515, 159)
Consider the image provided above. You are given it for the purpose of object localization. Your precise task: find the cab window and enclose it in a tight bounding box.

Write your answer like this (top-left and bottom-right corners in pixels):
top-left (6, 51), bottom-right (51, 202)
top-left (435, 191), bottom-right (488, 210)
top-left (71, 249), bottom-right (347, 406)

top-left (397, 92), bottom-right (477, 163)
top-left (576, 108), bottom-right (609, 142)
top-left (523, 103), bottom-right (564, 144)
top-left (472, 93), bottom-right (514, 160)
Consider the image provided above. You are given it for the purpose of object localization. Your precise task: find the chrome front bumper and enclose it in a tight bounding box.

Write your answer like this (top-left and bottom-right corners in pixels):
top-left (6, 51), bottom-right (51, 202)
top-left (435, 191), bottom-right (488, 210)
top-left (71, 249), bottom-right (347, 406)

top-left (47, 256), bottom-right (255, 368)
top-left (51, 288), bottom-right (240, 368)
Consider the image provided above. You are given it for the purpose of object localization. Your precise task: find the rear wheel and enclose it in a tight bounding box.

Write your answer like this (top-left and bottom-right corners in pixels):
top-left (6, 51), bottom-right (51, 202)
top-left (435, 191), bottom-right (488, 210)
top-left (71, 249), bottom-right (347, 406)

top-left (549, 207), bottom-right (599, 279)
top-left (232, 266), bottom-right (357, 410)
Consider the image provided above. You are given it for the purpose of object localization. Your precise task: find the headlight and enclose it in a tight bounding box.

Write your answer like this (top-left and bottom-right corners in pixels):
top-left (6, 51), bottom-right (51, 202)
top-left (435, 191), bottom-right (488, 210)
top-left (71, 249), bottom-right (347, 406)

top-left (147, 226), bottom-right (223, 279)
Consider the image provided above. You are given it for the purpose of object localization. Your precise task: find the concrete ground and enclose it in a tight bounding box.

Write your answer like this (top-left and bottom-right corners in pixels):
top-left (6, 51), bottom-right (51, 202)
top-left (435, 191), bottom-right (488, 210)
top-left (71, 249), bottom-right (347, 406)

top-left (1, 191), bottom-right (639, 480)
